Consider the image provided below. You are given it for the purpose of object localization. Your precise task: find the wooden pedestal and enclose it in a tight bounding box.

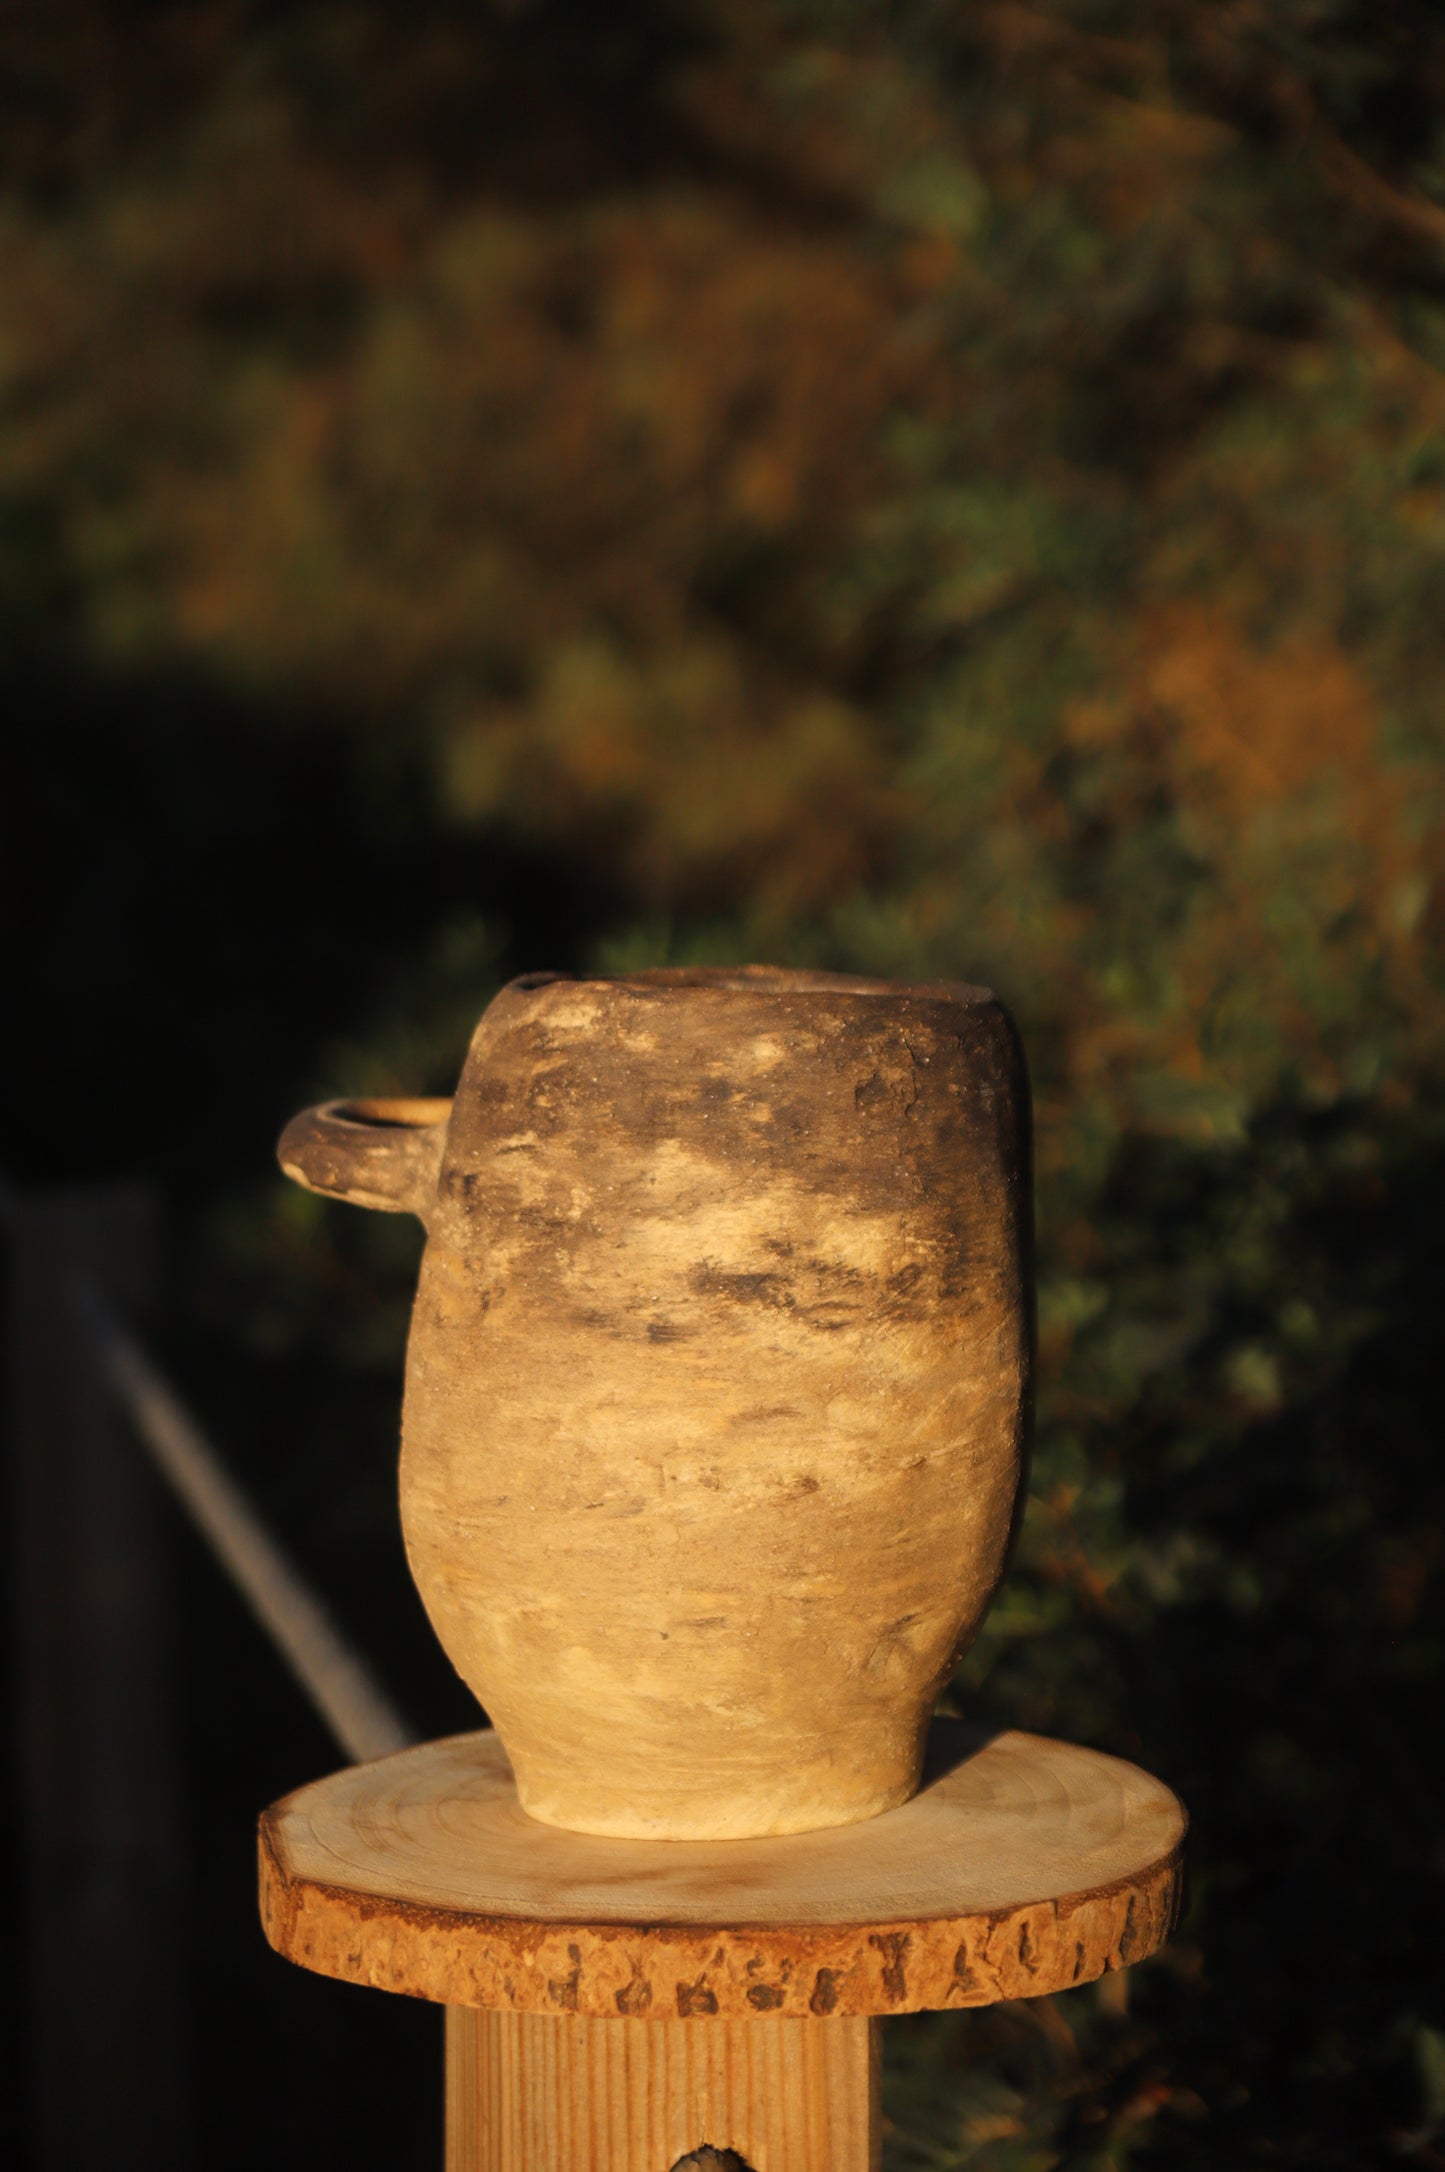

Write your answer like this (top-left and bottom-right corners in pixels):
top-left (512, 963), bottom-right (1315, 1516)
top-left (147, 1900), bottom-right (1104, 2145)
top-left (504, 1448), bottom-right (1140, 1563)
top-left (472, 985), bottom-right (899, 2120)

top-left (444, 2009), bottom-right (878, 2172)
top-left (260, 1724), bottom-right (1185, 2171)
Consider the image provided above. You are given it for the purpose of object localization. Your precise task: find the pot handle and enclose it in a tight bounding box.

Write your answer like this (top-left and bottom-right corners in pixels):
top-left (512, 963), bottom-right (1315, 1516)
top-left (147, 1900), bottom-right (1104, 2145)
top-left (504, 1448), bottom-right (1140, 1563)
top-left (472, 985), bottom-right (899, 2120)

top-left (276, 1098), bottom-right (452, 1220)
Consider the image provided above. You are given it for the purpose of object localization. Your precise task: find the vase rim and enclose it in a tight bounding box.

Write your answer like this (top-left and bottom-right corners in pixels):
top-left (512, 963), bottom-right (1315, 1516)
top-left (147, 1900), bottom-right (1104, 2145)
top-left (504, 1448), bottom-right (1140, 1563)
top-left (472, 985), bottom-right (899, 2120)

top-left (504, 965), bottom-right (996, 1004)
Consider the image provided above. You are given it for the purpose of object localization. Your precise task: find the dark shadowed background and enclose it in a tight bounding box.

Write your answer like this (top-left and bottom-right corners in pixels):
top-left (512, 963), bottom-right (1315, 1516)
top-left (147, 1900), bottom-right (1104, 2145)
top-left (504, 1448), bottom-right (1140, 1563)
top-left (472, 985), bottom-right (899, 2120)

top-left (4, 3), bottom-right (1444, 2167)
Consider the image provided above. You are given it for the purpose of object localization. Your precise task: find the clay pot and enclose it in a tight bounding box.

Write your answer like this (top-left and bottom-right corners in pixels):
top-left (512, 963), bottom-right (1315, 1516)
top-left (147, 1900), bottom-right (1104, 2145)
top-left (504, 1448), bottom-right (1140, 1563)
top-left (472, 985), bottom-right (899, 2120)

top-left (278, 967), bottom-right (1032, 1839)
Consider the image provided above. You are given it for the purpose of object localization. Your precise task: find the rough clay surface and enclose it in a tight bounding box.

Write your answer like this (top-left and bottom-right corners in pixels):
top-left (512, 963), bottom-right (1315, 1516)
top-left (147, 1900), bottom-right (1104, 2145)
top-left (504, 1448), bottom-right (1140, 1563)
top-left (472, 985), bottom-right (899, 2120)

top-left (280, 967), bottom-right (1033, 1839)
top-left (258, 1724), bottom-right (1186, 2019)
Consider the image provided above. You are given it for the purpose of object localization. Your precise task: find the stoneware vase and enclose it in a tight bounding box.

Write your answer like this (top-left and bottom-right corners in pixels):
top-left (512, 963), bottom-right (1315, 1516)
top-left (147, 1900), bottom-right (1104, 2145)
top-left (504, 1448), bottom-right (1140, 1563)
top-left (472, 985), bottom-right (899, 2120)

top-left (278, 967), bottom-right (1032, 1839)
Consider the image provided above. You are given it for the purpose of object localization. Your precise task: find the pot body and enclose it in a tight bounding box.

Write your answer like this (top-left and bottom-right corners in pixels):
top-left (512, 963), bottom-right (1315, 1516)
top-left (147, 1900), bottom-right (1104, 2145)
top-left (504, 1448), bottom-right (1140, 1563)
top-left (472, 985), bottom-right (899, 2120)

top-left (396, 968), bottom-right (1031, 1839)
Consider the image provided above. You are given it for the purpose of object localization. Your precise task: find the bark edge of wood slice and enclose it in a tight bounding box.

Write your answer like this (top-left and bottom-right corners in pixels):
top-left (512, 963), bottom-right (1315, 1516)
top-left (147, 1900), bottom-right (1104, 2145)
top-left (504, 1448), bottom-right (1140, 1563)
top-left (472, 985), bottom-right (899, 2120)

top-left (259, 1723), bottom-right (1184, 2019)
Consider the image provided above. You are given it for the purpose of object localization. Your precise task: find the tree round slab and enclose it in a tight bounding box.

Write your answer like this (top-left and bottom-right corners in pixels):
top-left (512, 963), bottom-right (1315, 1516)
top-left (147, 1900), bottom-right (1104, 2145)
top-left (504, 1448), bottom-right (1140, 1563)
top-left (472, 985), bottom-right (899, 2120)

top-left (259, 1724), bottom-right (1185, 2022)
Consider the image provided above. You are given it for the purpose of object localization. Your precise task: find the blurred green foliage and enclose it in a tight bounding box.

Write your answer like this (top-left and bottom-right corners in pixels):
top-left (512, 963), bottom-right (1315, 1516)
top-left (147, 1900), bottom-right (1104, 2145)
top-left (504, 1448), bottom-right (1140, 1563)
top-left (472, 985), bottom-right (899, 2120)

top-left (6, 2), bottom-right (1445, 2167)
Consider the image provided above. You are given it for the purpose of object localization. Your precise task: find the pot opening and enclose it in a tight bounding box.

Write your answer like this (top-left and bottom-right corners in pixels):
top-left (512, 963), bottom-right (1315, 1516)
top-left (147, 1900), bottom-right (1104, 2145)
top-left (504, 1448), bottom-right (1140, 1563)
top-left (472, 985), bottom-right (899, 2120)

top-left (556, 965), bottom-right (919, 996)
top-left (501, 965), bottom-right (995, 1005)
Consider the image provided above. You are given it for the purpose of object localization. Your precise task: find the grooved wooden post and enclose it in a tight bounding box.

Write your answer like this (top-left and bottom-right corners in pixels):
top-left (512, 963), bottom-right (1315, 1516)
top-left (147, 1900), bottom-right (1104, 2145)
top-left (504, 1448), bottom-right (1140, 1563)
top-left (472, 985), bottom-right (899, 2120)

top-left (8, 1187), bottom-right (191, 2170)
top-left (443, 2008), bottom-right (880, 2172)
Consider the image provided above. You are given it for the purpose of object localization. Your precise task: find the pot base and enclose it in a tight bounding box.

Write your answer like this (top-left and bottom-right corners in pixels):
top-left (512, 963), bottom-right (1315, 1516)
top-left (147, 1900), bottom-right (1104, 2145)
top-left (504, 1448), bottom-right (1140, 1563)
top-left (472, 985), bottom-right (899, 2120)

top-left (511, 1769), bottom-right (923, 1843)
top-left (488, 1689), bottom-right (935, 1841)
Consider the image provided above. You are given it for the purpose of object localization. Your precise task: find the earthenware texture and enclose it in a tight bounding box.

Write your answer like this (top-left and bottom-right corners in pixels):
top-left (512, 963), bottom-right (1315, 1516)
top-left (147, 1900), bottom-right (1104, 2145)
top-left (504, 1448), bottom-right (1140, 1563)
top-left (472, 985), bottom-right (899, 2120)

top-left (278, 968), bottom-right (1032, 1839)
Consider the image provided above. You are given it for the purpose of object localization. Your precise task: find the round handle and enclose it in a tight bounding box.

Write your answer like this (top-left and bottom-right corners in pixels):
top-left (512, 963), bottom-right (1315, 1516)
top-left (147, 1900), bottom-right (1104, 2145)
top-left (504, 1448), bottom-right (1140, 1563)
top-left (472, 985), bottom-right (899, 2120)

top-left (276, 1098), bottom-right (452, 1220)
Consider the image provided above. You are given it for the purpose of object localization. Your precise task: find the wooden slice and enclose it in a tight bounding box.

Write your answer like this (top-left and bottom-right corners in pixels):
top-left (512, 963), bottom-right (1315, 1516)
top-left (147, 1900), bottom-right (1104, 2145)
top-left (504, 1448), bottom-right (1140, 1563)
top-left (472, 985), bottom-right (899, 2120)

top-left (259, 1724), bottom-right (1185, 2021)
